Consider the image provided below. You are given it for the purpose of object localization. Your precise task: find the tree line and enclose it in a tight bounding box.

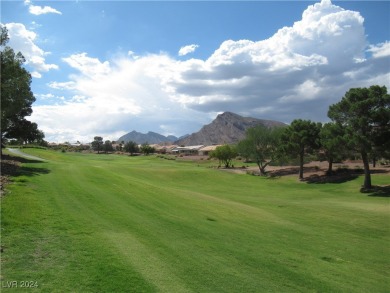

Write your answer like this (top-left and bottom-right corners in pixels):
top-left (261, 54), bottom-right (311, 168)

top-left (211, 85), bottom-right (390, 190)
top-left (91, 136), bottom-right (155, 155)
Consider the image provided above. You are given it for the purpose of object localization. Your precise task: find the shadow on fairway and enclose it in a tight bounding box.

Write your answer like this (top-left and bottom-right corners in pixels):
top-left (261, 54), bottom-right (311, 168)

top-left (269, 167), bottom-right (360, 184)
top-left (302, 173), bottom-right (359, 184)
top-left (1, 154), bottom-right (50, 178)
top-left (361, 185), bottom-right (390, 197)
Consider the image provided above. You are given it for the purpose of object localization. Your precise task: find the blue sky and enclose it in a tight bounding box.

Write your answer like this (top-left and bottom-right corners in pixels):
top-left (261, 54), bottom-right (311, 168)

top-left (2, 0), bottom-right (390, 142)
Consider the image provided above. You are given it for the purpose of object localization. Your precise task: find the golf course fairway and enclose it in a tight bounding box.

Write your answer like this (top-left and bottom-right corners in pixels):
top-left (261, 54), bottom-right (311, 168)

top-left (1, 149), bottom-right (389, 292)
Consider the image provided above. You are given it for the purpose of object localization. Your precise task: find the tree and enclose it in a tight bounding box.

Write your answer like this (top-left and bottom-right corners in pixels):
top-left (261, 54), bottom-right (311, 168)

top-left (319, 122), bottom-right (348, 175)
top-left (140, 143), bottom-right (154, 155)
top-left (6, 119), bottom-right (45, 145)
top-left (124, 141), bottom-right (139, 155)
top-left (115, 140), bottom-right (125, 152)
top-left (91, 136), bottom-right (103, 154)
top-left (1, 25), bottom-right (42, 145)
top-left (103, 140), bottom-right (114, 153)
top-left (328, 85), bottom-right (390, 189)
top-left (280, 119), bottom-right (321, 180)
top-left (237, 125), bottom-right (284, 175)
top-left (210, 144), bottom-right (237, 168)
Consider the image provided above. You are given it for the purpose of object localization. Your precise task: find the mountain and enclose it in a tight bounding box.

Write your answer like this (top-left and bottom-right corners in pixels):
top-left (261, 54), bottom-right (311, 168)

top-left (175, 112), bottom-right (286, 146)
top-left (117, 131), bottom-right (178, 144)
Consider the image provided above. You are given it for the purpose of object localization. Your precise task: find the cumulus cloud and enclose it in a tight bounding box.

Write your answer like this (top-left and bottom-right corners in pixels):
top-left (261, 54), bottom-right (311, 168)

top-left (31, 52), bottom-right (209, 142)
top-left (31, 0), bottom-right (389, 142)
top-left (178, 44), bottom-right (199, 56)
top-left (62, 53), bottom-right (111, 77)
top-left (167, 0), bottom-right (369, 115)
top-left (24, 0), bottom-right (62, 15)
top-left (368, 41), bottom-right (390, 59)
top-left (3, 22), bottom-right (58, 77)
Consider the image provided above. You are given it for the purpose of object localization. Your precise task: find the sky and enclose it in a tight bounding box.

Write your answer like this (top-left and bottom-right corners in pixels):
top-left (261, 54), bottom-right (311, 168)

top-left (1, 0), bottom-right (389, 143)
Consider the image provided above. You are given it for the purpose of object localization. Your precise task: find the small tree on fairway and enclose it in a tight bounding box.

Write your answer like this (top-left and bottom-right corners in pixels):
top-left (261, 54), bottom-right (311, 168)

top-left (124, 141), bottom-right (139, 155)
top-left (280, 119), bottom-right (321, 180)
top-left (237, 125), bottom-right (284, 176)
top-left (91, 136), bottom-right (103, 154)
top-left (328, 85), bottom-right (390, 189)
top-left (210, 144), bottom-right (237, 168)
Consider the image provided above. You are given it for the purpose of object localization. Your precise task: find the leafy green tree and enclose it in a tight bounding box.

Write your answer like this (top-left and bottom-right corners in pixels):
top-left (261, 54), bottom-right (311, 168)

top-left (7, 119), bottom-right (45, 145)
top-left (91, 136), bottom-right (103, 154)
top-left (103, 140), bottom-right (114, 153)
top-left (328, 85), bottom-right (390, 189)
top-left (210, 144), bottom-right (237, 168)
top-left (319, 122), bottom-right (348, 175)
top-left (140, 143), bottom-right (154, 155)
top-left (1, 25), bottom-right (42, 145)
top-left (115, 140), bottom-right (125, 152)
top-left (124, 141), bottom-right (139, 155)
top-left (280, 119), bottom-right (322, 180)
top-left (237, 125), bottom-right (284, 175)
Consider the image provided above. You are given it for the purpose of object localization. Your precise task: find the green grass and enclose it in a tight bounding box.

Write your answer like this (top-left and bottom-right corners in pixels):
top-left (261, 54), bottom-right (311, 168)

top-left (1, 149), bottom-right (389, 292)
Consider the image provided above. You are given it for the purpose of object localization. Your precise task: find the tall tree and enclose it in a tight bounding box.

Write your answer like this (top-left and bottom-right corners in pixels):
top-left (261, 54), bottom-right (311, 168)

top-left (1, 25), bottom-right (40, 144)
top-left (124, 141), bottom-right (139, 155)
top-left (319, 122), bottom-right (348, 174)
top-left (91, 136), bottom-right (103, 154)
top-left (328, 85), bottom-right (390, 189)
top-left (280, 119), bottom-right (321, 180)
top-left (237, 125), bottom-right (284, 176)
top-left (103, 140), bottom-right (114, 153)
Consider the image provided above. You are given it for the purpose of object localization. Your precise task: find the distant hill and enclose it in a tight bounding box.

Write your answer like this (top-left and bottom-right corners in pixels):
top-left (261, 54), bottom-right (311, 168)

top-left (175, 112), bottom-right (286, 146)
top-left (117, 131), bottom-right (178, 144)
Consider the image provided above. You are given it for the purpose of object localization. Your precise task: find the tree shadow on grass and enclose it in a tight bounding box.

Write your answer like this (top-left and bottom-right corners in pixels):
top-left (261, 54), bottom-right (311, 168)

top-left (302, 173), bottom-right (359, 184)
top-left (361, 185), bottom-right (390, 197)
top-left (1, 154), bottom-right (50, 178)
top-left (270, 167), bottom-right (360, 184)
top-left (269, 166), bottom-right (360, 184)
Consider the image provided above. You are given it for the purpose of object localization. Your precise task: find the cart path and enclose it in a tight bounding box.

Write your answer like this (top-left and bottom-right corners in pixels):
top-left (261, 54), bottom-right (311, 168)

top-left (7, 148), bottom-right (47, 162)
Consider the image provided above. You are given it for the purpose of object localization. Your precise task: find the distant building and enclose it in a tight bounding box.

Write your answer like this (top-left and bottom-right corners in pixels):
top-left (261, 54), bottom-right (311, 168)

top-left (172, 145), bottom-right (204, 155)
top-left (198, 145), bottom-right (221, 156)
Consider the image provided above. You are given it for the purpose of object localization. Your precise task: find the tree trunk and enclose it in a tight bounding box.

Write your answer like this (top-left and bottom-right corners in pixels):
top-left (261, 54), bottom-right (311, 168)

top-left (257, 161), bottom-right (269, 176)
top-left (361, 150), bottom-right (372, 189)
top-left (327, 159), bottom-right (333, 175)
top-left (327, 156), bottom-right (333, 175)
top-left (299, 150), bottom-right (304, 180)
top-left (257, 164), bottom-right (266, 176)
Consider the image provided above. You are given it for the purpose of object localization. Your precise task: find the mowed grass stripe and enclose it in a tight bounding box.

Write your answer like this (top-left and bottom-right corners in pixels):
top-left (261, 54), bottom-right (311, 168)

top-left (2, 154), bottom-right (158, 292)
top-left (1, 149), bottom-right (389, 292)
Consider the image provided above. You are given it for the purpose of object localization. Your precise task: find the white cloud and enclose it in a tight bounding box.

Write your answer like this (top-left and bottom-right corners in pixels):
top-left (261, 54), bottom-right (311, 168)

top-left (368, 41), bottom-right (390, 58)
top-left (178, 44), bottom-right (199, 56)
top-left (63, 53), bottom-right (111, 77)
top-left (32, 52), bottom-right (208, 142)
top-left (4, 23), bottom-right (58, 77)
top-left (31, 0), bottom-right (389, 143)
top-left (163, 0), bottom-right (372, 113)
top-left (48, 81), bottom-right (76, 90)
top-left (37, 93), bottom-right (55, 100)
top-left (25, 0), bottom-right (62, 15)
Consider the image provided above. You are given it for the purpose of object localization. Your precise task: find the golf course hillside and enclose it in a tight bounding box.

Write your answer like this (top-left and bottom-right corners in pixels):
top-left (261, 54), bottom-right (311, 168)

top-left (1, 149), bottom-right (389, 292)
